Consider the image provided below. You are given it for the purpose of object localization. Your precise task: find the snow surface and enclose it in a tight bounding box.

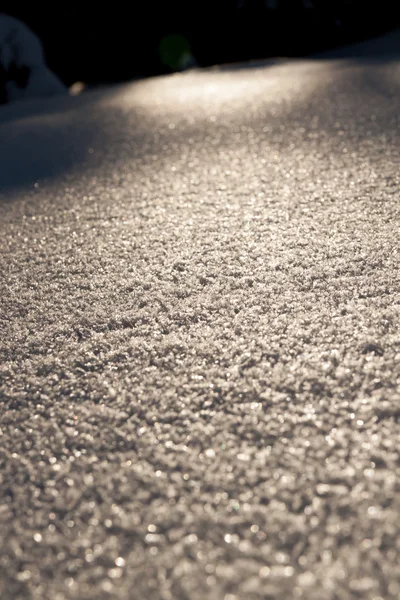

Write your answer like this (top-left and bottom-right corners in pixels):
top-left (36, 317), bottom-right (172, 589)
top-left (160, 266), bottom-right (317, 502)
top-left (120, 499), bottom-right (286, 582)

top-left (1, 28), bottom-right (400, 600)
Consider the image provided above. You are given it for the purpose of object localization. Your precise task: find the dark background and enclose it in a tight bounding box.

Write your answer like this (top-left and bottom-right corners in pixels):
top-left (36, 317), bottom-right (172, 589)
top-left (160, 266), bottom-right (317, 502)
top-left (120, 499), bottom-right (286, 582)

top-left (3, 1), bottom-right (400, 85)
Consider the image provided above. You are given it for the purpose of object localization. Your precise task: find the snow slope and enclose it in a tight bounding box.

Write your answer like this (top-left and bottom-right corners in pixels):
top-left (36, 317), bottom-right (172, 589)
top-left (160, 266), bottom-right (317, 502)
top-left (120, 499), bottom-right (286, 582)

top-left (1, 29), bottom-right (400, 600)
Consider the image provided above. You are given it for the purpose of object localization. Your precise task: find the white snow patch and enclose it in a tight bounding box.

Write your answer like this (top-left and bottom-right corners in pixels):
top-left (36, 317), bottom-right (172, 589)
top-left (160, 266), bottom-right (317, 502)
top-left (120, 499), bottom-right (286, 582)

top-left (0, 13), bottom-right (67, 104)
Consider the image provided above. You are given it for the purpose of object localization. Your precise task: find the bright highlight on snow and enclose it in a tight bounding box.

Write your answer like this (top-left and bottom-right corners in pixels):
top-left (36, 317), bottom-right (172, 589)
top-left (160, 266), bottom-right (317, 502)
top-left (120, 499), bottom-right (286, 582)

top-left (0, 13), bottom-right (67, 104)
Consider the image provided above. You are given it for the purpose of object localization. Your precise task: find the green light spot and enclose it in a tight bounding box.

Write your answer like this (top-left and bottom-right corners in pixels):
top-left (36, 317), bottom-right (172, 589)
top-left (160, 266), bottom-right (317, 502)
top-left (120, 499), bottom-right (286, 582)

top-left (159, 34), bottom-right (192, 70)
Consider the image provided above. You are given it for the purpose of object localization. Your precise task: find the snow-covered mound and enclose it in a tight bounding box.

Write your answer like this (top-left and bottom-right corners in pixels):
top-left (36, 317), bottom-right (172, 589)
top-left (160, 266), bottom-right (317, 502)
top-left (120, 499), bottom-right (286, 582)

top-left (0, 13), bottom-right (67, 104)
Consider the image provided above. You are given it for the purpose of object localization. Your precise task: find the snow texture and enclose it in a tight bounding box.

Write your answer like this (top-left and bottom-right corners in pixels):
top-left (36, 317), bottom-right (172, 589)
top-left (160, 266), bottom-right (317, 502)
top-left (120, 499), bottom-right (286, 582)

top-left (1, 28), bottom-right (400, 600)
top-left (0, 13), bottom-right (67, 104)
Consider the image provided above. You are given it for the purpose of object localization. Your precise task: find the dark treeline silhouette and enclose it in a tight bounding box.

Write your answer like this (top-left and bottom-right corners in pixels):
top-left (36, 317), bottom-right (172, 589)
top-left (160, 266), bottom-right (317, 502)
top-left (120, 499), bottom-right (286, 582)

top-left (3, 1), bottom-right (400, 85)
